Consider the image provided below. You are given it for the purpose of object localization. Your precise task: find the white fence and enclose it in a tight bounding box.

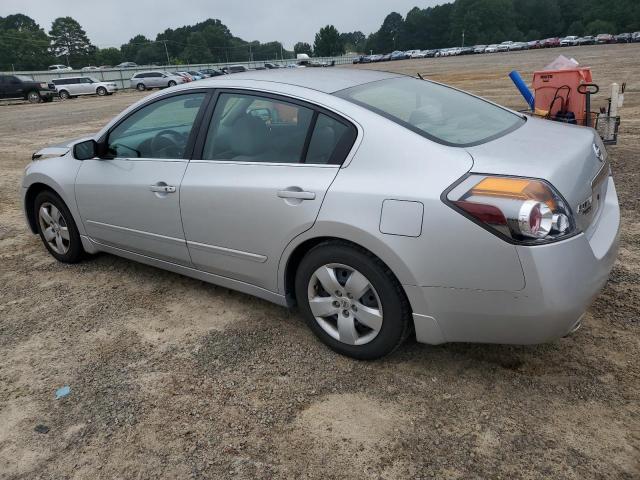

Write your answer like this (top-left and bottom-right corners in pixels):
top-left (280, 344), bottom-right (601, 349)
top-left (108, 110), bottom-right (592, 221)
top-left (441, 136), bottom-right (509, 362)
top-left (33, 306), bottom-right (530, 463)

top-left (5, 56), bottom-right (359, 91)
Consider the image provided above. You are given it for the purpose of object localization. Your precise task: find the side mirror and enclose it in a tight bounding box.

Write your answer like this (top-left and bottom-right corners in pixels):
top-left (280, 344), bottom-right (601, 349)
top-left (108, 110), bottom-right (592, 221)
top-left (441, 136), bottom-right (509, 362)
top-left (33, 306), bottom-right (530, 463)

top-left (73, 139), bottom-right (106, 160)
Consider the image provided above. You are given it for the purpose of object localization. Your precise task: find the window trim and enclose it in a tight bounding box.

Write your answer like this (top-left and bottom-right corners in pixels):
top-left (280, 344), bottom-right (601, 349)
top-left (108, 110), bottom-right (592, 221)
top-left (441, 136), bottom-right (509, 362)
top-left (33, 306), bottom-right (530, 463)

top-left (98, 89), bottom-right (213, 161)
top-left (192, 88), bottom-right (358, 166)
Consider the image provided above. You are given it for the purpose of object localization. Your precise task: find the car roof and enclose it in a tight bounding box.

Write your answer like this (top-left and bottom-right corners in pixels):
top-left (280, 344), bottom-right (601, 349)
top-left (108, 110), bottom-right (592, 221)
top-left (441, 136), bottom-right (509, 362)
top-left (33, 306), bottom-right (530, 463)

top-left (196, 68), bottom-right (403, 94)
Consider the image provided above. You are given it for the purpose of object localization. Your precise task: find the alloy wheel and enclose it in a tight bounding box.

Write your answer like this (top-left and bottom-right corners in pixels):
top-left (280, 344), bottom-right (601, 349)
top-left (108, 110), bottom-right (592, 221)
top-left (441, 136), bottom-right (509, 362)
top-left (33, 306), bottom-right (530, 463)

top-left (38, 202), bottom-right (70, 255)
top-left (307, 263), bottom-right (383, 346)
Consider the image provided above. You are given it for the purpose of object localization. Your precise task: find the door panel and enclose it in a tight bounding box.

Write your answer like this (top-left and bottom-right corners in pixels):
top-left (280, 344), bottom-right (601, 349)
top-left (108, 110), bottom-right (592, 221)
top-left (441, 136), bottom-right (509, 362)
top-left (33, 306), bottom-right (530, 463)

top-left (180, 161), bottom-right (339, 289)
top-left (75, 91), bottom-right (209, 265)
top-left (76, 159), bottom-right (191, 264)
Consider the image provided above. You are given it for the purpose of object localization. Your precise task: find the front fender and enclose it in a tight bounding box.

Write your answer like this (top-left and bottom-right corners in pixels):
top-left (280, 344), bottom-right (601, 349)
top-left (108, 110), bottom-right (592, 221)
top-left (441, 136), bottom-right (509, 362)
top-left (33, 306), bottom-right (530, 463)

top-left (22, 153), bottom-right (85, 236)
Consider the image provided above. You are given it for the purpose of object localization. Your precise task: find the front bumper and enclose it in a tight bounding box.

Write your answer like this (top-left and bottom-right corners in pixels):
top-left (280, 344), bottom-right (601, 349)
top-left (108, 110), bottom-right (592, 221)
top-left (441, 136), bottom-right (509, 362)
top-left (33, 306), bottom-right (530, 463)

top-left (410, 177), bottom-right (620, 345)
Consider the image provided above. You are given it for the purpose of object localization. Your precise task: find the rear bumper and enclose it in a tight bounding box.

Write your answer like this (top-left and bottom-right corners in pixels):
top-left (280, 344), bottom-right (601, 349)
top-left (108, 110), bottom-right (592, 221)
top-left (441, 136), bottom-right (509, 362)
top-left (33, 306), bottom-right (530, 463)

top-left (410, 177), bottom-right (620, 345)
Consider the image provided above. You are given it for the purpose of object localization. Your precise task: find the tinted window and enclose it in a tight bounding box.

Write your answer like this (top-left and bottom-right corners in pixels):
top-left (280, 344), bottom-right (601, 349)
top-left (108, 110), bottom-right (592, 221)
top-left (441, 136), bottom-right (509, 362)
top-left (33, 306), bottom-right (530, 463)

top-left (336, 77), bottom-right (524, 147)
top-left (147, 72), bottom-right (162, 78)
top-left (202, 93), bottom-right (313, 163)
top-left (107, 93), bottom-right (206, 159)
top-left (305, 113), bottom-right (356, 165)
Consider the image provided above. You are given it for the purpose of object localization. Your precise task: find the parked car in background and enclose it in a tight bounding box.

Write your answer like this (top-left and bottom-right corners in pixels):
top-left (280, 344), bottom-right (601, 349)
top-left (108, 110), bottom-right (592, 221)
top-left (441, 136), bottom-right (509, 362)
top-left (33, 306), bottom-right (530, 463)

top-left (23, 69), bottom-right (620, 359)
top-left (352, 55), bottom-right (366, 64)
top-left (459, 47), bottom-right (475, 55)
top-left (53, 77), bottom-right (118, 99)
top-left (560, 36), bottom-right (579, 46)
top-left (263, 63), bottom-right (281, 69)
top-left (187, 71), bottom-right (205, 81)
top-left (527, 40), bottom-right (542, 49)
top-left (632, 32), bottom-right (640, 42)
top-left (130, 71), bottom-right (184, 91)
top-left (543, 37), bottom-right (561, 48)
top-left (411, 50), bottom-right (428, 58)
top-left (222, 65), bottom-right (248, 74)
top-left (48, 64), bottom-right (72, 71)
top-left (484, 44), bottom-right (499, 53)
top-left (116, 62), bottom-right (138, 68)
top-left (390, 50), bottom-right (410, 60)
top-left (98, 65), bottom-right (113, 69)
top-left (0, 74), bottom-right (55, 103)
top-left (509, 42), bottom-right (528, 51)
top-left (497, 41), bottom-right (513, 52)
top-left (615, 33), bottom-right (632, 43)
top-left (405, 49), bottom-right (421, 58)
top-left (423, 49), bottom-right (438, 57)
top-left (473, 45), bottom-right (487, 53)
top-left (577, 36), bottom-right (595, 45)
top-left (176, 72), bottom-right (194, 82)
top-left (596, 34), bottom-right (615, 44)
top-left (200, 68), bottom-right (226, 77)
top-left (380, 53), bottom-right (392, 61)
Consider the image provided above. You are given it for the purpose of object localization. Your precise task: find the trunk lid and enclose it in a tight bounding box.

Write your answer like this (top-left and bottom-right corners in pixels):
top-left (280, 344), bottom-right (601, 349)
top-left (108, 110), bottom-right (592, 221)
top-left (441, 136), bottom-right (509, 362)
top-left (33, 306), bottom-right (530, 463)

top-left (465, 116), bottom-right (609, 233)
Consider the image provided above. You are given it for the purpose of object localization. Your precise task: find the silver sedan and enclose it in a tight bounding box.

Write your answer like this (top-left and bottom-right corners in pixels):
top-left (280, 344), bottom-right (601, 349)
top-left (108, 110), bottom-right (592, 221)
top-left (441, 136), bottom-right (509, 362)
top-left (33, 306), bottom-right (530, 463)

top-left (21, 69), bottom-right (619, 359)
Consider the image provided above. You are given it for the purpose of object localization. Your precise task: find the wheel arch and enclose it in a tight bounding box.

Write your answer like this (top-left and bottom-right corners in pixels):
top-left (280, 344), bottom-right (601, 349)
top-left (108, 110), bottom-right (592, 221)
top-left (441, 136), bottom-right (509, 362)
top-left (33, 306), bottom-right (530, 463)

top-left (280, 231), bottom-right (419, 312)
top-left (24, 182), bottom-right (63, 233)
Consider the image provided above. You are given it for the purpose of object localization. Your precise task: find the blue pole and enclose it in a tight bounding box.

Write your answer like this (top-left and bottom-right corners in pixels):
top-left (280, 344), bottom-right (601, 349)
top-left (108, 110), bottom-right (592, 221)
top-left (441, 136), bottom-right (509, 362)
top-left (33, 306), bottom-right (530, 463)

top-left (509, 70), bottom-right (535, 110)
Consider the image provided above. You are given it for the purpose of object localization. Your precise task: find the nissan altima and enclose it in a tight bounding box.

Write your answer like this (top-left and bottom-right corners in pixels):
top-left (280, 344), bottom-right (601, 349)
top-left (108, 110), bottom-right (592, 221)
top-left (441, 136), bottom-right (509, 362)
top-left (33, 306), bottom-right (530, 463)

top-left (22, 69), bottom-right (620, 359)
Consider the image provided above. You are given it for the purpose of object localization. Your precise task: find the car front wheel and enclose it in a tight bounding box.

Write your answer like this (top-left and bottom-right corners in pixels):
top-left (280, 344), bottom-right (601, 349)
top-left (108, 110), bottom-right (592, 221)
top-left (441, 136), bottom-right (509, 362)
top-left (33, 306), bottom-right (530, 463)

top-left (168, 80), bottom-right (177, 87)
top-left (58, 90), bottom-right (70, 100)
top-left (34, 190), bottom-right (84, 263)
top-left (27, 91), bottom-right (41, 103)
top-left (295, 242), bottom-right (411, 360)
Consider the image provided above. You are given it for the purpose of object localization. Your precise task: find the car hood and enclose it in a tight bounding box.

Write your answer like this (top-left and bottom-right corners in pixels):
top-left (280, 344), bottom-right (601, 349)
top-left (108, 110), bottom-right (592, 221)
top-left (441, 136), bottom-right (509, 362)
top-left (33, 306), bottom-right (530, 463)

top-left (465, 116), bottom-right (608, 232)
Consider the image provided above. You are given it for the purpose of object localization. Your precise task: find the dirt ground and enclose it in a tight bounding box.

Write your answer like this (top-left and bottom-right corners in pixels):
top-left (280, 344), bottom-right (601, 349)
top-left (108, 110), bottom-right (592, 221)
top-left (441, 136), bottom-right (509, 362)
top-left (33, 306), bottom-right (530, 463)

top-left (0, 44), bottom-right (638, 479)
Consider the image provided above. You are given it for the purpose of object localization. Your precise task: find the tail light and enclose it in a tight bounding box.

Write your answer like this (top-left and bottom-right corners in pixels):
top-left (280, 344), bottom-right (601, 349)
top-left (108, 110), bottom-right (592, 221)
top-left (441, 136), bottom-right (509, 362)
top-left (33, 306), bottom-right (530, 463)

top-left (445, 175), bottom-right (577, 245)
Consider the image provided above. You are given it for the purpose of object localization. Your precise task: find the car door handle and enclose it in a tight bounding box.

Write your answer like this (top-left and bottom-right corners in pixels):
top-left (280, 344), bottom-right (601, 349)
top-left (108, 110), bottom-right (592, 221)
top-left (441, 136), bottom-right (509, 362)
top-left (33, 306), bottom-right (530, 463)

top-left (277, 189), bottom-right (315, 200)
top-left (149, 184), bottom-right (176, 193)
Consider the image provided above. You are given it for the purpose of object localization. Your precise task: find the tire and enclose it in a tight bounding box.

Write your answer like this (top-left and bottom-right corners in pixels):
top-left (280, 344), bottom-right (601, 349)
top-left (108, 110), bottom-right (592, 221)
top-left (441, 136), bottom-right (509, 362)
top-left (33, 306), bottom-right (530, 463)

top-left (136, 83), bottom-right (146, 92)
top-left (167, 80), bottom-right (177, 87)
top-left (34, 190), bottom-right (84, 263)
top-left (27, 90), bottom-right (41, 103)
top-left (58, 90), bottom-right (70, 100)
top-left (295, 241), bottom-right (411, 360)
top-left (96, 86), bottom-right (107, 96)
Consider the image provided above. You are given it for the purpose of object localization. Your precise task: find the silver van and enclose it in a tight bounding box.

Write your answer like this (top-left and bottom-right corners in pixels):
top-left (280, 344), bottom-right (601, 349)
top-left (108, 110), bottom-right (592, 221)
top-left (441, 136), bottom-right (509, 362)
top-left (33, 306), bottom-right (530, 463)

top-left (52, 77), bottom-right (118, 99)
top-left (130, 71), bottom-right (184, 91)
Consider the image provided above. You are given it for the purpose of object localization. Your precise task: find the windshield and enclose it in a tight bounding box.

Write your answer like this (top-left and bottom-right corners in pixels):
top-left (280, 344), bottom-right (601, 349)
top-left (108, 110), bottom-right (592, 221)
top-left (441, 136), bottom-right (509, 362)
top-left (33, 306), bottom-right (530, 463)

top-left (336, 77), bottom-right (524, 147)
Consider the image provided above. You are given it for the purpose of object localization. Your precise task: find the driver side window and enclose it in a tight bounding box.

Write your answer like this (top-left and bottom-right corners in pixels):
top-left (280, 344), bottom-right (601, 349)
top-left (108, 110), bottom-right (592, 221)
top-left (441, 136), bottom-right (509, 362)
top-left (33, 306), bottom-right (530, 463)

top-left (107, 93), bottom-right (205, 159)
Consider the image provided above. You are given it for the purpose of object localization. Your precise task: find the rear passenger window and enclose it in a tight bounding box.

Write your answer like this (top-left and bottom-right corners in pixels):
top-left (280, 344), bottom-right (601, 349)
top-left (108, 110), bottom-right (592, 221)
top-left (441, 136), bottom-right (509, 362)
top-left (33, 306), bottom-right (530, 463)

top-left (305, 113), bottom-right (357, 165)
top-left (203, 93), bottom-right (313, 164)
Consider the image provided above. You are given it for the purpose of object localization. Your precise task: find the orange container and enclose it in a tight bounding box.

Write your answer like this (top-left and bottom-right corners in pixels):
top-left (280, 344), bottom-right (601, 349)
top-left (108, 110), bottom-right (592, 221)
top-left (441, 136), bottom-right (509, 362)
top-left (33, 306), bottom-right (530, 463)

top-left (532, 68), bottom-right (593, 125)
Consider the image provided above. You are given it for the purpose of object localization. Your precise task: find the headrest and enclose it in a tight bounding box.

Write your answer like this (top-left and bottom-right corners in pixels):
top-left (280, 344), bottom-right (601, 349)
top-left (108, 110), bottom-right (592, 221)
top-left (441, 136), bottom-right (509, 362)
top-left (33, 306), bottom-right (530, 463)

top-left (230, 115), bottom-right (268, 156)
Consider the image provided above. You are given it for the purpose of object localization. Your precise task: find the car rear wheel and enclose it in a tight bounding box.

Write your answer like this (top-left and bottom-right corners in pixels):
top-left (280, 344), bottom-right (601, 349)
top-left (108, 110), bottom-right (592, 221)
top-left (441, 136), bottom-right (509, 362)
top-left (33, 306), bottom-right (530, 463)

top-left (34, 190), bottom-right (84, 263)
top-left (96, 86), bottom-right (107, 96)
top-left (168, 80), bottom-right (177, 87)
top-left (27, 91), bottom-right (41, 103)
top-left (58, 90), bottom-right (70, 100)
top-left (136, 83), bottom-right (146, 91)
top-left (295, 242), bottom-right (411, 360)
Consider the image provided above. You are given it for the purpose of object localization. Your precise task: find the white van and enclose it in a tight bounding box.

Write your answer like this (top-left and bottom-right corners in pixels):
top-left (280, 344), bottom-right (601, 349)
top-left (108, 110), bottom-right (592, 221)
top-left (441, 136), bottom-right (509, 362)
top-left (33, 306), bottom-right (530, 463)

top-left (52, 76), bottom-right (118, 99)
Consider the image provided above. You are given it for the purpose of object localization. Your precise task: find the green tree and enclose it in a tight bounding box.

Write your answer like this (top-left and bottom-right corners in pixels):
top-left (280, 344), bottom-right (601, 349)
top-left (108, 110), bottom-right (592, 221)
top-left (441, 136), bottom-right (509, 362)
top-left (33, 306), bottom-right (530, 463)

top-left (567, 20), bottom-right (585, 35)
top-left (0, 14), bottom-right (52, 70)
top-left (293, 42), bottom-right (313, 55)
top-left (584, 19), bottom-right (615, 35)
top-left (313, 25), bottom-right (344, 56)
top-left (95, 47), bottom-right (121, 66)
top-left (49, 16), bottom-right (94, 67)
top-left (121, 34), bottom-right (152, 62)
top-left (182, 32), bottom-right (213, 64)
top-left (339, 31), bottom-right (366, 52)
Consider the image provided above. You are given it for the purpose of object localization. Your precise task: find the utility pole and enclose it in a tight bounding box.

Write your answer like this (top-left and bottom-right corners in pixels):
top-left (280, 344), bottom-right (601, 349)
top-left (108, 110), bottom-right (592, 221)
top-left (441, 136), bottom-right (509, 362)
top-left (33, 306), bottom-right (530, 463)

top-left (462, 30), bottom-right (465, 47)
top-left (163, 40), bottom-right (170, 65)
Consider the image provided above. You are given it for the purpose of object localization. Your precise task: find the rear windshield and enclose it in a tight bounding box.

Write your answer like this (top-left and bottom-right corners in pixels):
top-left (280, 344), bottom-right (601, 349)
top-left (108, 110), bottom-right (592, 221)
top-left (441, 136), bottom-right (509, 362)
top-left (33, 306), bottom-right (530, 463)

top-left (336, 77), bottom-right (524, 147)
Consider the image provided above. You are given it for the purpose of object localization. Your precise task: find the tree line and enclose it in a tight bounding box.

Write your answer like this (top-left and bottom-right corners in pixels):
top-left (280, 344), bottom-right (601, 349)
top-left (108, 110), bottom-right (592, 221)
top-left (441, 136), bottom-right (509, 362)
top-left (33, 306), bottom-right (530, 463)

top-left (0, 15), bottom-right (293, 71)
top-left (1, 0), bottom-right (639, 71)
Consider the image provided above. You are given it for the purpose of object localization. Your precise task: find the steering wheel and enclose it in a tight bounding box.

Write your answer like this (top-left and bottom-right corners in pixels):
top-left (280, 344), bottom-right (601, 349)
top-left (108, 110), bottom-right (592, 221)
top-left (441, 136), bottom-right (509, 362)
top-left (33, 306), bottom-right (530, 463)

top-left (150, 129), bottom-right (185, 157)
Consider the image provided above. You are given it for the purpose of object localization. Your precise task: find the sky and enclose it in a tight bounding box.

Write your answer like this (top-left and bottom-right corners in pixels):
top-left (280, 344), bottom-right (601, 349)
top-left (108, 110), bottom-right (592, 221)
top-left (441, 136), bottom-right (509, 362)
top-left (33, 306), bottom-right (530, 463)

top-left (1, 0), bottom-right (443, 50)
